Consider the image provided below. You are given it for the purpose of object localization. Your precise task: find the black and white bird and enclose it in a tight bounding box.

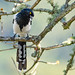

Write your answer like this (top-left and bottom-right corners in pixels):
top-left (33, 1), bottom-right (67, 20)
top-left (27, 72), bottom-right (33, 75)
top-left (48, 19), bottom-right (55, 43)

top-left (13, 8), bottom-right (34, 71)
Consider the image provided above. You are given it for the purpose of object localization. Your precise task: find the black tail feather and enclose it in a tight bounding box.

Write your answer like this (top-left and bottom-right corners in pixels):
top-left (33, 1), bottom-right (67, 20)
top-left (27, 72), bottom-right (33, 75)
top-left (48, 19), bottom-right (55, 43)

top-left (17, 41), bottom-right (27, 71)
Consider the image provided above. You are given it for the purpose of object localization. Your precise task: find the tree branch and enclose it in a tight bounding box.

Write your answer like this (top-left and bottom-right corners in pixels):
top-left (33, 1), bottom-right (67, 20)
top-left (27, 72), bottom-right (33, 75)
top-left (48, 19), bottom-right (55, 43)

top-left (0, 36), bottom-right (75, 51)
top-left (0, 9), bottom-right (20, 16)
top-left (24, 49), bottom-right (44, 74)
top-left (64, 47), bottom-right (75, 75)
top-left (62, 15), bottom-right (75, 29)
top-left (65, 0), bottom-right (71, 7)
top-left (37, 60), bottom-right (59, 65)
top-left (11, 57), bottom-right (21, 75)
top-left (38, 2), bottom-right (75, 44)
top-left (33, 8), bottom-right (53, 14)
top-left (4, 0), bottom-right (41, 9)
top-left (0, 8), bottom-right (53, 16)
top-left (0, 36), bottom-right (75, 74)
top-left (0, 3), bottom-right (31, 16)
top-left (47, 0), bottom-right (54, 7)
top-left (4, 0), bottom-right (23, 3)
top-left (30, 0), bottom-right (41, 9)
top-left (0, 36), bottom-right (33, 42)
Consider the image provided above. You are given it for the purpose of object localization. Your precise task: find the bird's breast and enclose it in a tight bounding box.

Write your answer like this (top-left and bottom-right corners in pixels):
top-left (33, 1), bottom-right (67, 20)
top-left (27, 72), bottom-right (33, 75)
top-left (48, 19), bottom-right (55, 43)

top-left (13, 20), bottom-right (31, 37)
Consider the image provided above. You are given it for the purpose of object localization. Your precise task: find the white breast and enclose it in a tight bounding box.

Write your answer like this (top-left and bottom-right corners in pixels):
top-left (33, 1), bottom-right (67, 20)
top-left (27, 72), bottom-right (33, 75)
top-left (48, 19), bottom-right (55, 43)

top-left (13, 14), bottom-right (31, 37)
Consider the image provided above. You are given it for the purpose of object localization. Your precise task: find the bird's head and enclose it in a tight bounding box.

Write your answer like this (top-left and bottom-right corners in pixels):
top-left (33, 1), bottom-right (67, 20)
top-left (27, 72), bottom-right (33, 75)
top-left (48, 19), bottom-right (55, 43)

top-left (21, 8), bottom-right (34, 18)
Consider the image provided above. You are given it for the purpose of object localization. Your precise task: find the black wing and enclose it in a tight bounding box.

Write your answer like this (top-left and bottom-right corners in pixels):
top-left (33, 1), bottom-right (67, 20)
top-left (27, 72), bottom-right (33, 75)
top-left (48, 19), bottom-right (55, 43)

top-left (16, 13), bottom-right (30, 31)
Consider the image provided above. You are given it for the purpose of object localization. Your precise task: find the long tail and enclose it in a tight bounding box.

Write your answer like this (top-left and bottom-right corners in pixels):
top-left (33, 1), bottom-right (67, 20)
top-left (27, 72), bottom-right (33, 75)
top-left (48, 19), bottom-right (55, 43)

top-left (17, 41), bottom-right (27, 71)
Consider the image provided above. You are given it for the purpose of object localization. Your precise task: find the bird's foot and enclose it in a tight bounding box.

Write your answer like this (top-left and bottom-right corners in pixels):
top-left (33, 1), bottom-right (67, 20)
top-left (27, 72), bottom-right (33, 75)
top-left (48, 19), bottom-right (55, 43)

top-left (11, 34), bottom-right (16, 40)
top-left (26, 34), bottom-right (30, 40)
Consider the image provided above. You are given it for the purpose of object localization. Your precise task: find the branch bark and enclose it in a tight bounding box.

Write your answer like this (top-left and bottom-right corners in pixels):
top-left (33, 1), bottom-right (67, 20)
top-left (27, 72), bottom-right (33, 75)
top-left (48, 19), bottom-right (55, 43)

top-left (30, 0), bottom-right (41, 9)
top-left (38, 2), bottom-right (75, 44)
top-left (33, 8), bottom-right (53, 14)
top-left (62, 15), bottom-right (75, 29)
top-left (0, 36), bottom-right (75, 51)
top-left (4, 0), bottom-right (23, 3)
top-left (0, 36), bottom-right (33, 42)
top-left (64, 47), bottom-right (75, 75)
top-left (0, 9), bottom-right (20, 16)
top-left (65, 0), bottom-right (71, 7)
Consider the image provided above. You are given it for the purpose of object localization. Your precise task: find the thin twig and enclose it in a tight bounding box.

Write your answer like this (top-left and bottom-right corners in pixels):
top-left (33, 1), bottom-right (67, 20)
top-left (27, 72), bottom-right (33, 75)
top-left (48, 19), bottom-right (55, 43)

top-left (4, 0), bottom-right (23, 3)
top-left (32, 58), bottom-right (59, 65)
top-left (24, 49), bottom-right (44, 74)
top-left (62, 15), bottom-right (75, 29)
top-left (65, 0), bottom-right (71, 7)
top-left (11, 57), bottom-right (21, 75)
top-left (33, 8), bottom-right (53, 14)
top-left (0, 9), bottom-right (20, 16)
top-left (64, 48), bottom-right (75, 75)
top-left (11, 57), bottom-right (17, 68)
top-left (47, 0), bottom-right (54, 7)
top-left (29, 62), bottom-right (39, 75)
top-left (0, 3), bottom-right (30, 16)
top-left (30, 0), bottom-right (41, 9)
top-left (0, 8), bottom-right (53, 16)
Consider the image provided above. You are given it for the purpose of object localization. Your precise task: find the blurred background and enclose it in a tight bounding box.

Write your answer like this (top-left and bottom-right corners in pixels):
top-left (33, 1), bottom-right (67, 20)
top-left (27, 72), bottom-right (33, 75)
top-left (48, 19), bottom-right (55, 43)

top-left (0, 0), bottom-right (75, 75)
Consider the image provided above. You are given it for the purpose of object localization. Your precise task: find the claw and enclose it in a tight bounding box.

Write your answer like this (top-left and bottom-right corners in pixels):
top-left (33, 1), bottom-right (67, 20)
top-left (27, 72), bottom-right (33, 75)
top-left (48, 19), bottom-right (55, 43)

top-left (11, 34), bottom-right (16, 40)
top-left (26, 34), bottom-right (30, 40)
top-left (13, 34), bottom-right (16, 38)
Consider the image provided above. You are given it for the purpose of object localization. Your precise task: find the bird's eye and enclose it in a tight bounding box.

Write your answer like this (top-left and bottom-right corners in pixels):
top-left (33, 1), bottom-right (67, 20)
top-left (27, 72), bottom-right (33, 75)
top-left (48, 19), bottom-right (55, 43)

top-left (29, 12), bottom-right (31, 14)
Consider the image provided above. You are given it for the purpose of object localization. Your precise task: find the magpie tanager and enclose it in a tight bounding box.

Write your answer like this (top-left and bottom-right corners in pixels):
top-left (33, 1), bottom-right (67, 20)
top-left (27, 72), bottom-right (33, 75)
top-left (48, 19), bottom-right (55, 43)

top-left (13, 8), bottom-right (34, 71)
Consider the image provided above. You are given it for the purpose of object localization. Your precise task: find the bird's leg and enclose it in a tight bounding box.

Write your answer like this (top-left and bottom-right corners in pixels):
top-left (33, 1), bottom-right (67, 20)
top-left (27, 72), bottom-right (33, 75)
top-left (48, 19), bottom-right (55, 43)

top-left (13, 34), bottom-right (16, 38)
top-left (10, 34), bottom-right (17, 47)
top-left (26, 34), bottom-right (30, 40)
top-left (11, 34), bottom-right (16, 40)
top-left (12, 34), bottom-right (17, 39)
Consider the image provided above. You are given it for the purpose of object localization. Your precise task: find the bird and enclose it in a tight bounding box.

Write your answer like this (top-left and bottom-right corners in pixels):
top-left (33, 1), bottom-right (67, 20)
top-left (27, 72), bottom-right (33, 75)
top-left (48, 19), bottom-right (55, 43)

top-left (13, 8), bottom-right (34, 71)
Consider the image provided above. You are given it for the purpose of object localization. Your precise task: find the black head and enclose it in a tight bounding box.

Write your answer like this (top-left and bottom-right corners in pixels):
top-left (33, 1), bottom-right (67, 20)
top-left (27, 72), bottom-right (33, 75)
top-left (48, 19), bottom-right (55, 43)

top-left (20, 8), bottom-right (34, 17)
